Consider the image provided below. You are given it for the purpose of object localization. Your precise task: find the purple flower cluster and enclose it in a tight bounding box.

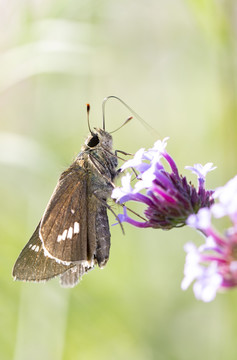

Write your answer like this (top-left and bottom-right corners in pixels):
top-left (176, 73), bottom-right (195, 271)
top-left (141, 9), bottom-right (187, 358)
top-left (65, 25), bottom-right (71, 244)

top-left (112, 136), bottom-right (237, 302)
top-left (182, 176), bottom-right (237, 302)
top-left (112, 138), bottom-right (215, 229)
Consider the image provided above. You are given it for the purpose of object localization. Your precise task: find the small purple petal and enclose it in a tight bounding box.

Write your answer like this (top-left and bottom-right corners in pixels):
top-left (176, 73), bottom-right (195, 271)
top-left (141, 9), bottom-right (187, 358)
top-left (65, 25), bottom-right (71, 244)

top-left (212, 175), bottom-right (237, 220)
top-left (181, 243), bottom-right (203, 290)
top-left (116, 206), bottom-right (150, 228)
top-left (182, 242), bottom-right (222, 302)
top-left (152, 137), bottom-right (169, 152)
top-left (162, 152), bottom-right (179, 177)
top-left (144, 137), bottom-right (169, 161)
top-left (198, 236), bottom-right (220, 252)
top-left (186, 208), bottom-right (212, 230)
top-left (134, 165), bottom-right (156, 191)
top-left (186, 163), bottom-right (217, 180)
top-left (111, 173), bottom-right (133, 202)
top-left (192, 263), bottom-right (222, 302)
top-left (120, 148), bottom-right (145, 172)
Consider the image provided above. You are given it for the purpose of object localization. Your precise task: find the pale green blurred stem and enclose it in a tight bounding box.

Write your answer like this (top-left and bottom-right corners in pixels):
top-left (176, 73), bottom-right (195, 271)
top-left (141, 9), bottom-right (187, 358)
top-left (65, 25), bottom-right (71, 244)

top-left (14, 284), bottom-right (70, 360)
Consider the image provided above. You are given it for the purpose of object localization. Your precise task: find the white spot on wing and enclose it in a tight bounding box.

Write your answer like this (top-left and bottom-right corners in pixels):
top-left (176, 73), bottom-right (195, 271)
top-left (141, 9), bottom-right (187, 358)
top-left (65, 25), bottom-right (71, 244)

top-left (71, 209), bottom-right (75, 214)
top-left (57, 229), bottom-right (68, 242)
top-left (62, 229), bottom-right (67, 241)
top-left (57, 234), bottom-right (62, 242)
top-left (30, 244), bottom-right (40, 252)
top-left (67, 226), bottom-right (73, 239)
top-left (74, 222), bottom-right (80, 234)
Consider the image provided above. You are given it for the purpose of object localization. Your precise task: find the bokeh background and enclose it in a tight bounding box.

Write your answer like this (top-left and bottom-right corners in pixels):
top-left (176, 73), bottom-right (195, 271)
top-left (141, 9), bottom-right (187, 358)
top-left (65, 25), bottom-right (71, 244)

top-left (1, 0), bottom-right (237, 359)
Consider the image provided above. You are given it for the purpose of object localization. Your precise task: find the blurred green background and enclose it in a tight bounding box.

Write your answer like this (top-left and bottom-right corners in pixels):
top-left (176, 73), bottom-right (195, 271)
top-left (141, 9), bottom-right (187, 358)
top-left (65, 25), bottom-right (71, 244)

top-left (1, 0), bottom-right (237, 359)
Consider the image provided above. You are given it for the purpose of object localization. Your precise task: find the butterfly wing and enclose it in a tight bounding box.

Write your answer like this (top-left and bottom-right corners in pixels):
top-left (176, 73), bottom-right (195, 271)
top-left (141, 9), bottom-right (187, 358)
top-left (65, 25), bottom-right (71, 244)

top-left (13, 128), bottom-right (118, 287)
top-left (39, 163), bottom-right (97, 264)
top-left (59, 263), bottom-right (93, 288)
top-left (12, 223), bottom-right (74, 282)
top-left (58, 203), bottom-right (111, 287)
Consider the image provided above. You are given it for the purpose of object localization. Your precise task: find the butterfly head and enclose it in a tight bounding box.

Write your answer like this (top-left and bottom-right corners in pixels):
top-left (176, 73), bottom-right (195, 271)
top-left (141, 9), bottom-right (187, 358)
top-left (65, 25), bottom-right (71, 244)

top-left (85, 128), bottom-right (113, 151)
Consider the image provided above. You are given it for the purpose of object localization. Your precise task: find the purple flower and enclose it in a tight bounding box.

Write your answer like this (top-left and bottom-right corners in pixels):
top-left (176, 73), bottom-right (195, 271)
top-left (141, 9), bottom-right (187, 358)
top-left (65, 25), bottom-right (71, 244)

top-left (182, 175), bottom-right (237, 302)
top-left (181, 243), bottom-right (222, 302)
top-left (212, 175), bottom-right (237, 223)
top-left (112, 138), bottom-right (215, 229)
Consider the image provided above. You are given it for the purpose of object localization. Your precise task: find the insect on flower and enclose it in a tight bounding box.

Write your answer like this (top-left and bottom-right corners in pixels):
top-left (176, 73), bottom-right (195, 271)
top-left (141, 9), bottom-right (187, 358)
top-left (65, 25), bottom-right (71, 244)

top-left (13, 96), bottom-right (132, 288)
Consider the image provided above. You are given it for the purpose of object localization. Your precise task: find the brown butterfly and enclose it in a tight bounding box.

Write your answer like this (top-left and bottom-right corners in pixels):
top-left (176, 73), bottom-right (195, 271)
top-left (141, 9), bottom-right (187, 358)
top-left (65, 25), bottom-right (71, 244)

top-left (13, 102), bottom-right (122, 288)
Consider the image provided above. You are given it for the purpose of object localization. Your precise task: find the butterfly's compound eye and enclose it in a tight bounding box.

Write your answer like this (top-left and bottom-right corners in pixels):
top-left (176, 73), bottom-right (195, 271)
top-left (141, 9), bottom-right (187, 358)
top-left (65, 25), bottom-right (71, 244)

top-left (87, 134), bottom-right (99, 148)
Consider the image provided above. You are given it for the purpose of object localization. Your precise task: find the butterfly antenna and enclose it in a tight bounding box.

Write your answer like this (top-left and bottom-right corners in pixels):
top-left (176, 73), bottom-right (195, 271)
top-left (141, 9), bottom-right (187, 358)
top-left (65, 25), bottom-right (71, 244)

top-left (109, 116), bottom-right (133, 134)
top-left (102, 95), bottom-right (158, 136)
top-left (87, 104), bottom-right (93, 134)
top-left (102, 99), bottom-right (106, 130)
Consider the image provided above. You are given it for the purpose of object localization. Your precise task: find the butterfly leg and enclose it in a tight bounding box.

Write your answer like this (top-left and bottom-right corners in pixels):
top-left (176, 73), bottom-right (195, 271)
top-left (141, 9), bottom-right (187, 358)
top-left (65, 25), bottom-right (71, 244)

top-left (115, 149), bottom-right (133, 157)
